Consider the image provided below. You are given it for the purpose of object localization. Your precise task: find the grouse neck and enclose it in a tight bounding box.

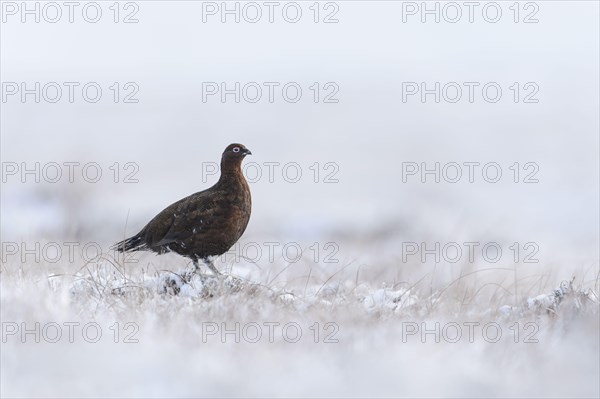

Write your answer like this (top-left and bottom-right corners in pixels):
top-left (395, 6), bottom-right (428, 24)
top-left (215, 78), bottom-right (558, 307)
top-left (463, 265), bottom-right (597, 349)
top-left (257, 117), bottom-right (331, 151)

top-left (218, 161), bottom-right (245, 183)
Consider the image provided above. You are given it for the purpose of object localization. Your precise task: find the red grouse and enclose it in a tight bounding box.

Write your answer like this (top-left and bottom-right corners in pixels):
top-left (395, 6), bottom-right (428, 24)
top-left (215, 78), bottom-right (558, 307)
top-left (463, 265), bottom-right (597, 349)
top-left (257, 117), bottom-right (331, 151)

top-left (112, 143), bottom-right (252, 275)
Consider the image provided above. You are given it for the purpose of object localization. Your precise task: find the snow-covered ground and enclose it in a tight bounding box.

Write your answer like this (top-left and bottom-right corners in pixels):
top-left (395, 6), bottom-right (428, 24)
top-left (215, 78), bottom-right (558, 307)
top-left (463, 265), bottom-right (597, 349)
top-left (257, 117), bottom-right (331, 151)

top-left (2, 1), bottom-right (599, 397)
top-left (1, 253), bottom-right (598, 397)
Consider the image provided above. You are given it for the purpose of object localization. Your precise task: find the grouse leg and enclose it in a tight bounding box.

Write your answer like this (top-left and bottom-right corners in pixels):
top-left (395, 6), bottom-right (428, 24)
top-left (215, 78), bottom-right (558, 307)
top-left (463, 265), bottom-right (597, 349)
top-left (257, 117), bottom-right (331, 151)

top-left (192, 258), bottom-right (201, 273)
top-left (204, 257), bottom-right (221, 276)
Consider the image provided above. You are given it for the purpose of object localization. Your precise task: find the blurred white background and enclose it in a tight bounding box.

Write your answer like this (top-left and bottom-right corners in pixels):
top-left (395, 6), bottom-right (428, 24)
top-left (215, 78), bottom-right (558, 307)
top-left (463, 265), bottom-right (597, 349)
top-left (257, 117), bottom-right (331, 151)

top-left (2, 2), bottom-right (598, 268)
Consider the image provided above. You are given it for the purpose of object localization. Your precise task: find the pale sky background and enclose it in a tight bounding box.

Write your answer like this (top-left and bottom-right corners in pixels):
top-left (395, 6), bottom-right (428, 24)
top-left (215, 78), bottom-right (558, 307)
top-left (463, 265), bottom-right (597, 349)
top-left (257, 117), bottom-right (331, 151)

top-left (2, 1), bottom-right (599, 265)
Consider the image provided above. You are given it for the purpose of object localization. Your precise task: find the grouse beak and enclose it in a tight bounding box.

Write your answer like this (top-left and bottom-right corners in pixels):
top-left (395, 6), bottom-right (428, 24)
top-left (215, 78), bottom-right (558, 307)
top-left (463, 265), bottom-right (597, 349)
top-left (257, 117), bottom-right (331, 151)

top-left (243, 149), bottom-right (252, 156)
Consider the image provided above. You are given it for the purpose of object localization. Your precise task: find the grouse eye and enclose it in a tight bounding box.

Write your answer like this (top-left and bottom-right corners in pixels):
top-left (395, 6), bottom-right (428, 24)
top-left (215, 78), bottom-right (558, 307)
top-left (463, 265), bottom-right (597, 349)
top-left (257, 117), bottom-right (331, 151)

top-left (232, 147), bottom-right (240, 153)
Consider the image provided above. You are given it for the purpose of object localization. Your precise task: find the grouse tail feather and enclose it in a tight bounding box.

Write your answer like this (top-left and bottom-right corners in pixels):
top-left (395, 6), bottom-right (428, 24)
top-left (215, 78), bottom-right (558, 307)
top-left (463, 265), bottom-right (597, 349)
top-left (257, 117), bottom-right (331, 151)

top-left (112, 233), bottom-right (147, 252)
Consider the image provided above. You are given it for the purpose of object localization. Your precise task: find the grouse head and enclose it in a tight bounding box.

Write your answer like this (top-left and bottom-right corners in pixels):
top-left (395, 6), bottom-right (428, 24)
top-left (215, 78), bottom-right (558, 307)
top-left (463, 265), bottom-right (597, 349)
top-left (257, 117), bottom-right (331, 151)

top-left (221, 143), bottom-right (252, 172)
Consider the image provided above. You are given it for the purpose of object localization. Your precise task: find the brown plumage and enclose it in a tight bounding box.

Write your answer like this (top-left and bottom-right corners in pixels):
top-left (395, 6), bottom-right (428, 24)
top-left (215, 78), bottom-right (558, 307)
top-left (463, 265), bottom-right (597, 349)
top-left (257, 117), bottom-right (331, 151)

top-left (112, 143), bottom-right (252, 274)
